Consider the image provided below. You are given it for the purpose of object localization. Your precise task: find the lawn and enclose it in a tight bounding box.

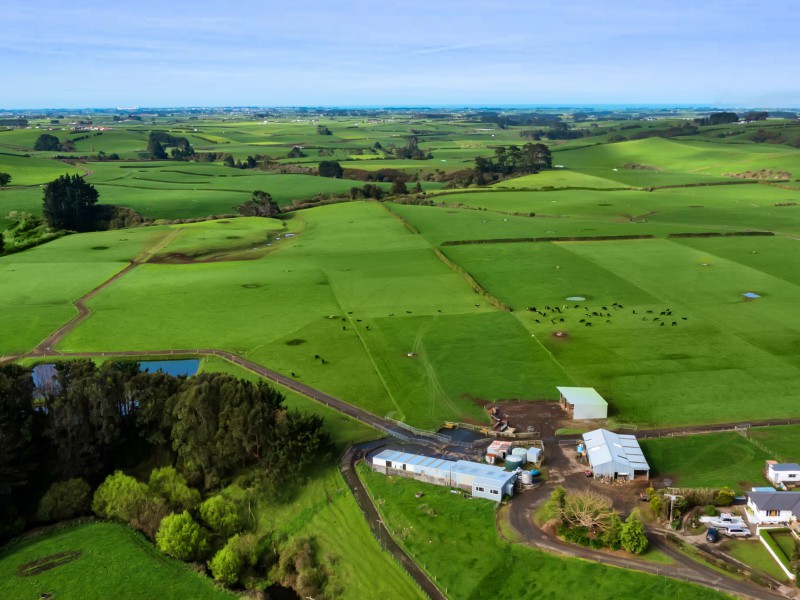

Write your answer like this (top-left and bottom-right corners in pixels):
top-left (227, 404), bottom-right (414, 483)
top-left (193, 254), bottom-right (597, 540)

top-left (639, 433), bottom-right (771, 491)
top-left (0, 152), bottom-right (81, 185)
top-left (726, 539), bottom-right (789, 581)
top-left (0, 522), bottom-right (234, 600)
top-left (358, 463), bottom-right (726, 600)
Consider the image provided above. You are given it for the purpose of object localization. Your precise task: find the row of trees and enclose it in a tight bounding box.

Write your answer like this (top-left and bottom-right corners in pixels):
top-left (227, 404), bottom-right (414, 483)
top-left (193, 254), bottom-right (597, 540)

top-left (147, 131), bottom-right (195, 159)
top-left (0, 362), bottom-right (330, 539)
top-left (474, 143), bottom-right (552, 176)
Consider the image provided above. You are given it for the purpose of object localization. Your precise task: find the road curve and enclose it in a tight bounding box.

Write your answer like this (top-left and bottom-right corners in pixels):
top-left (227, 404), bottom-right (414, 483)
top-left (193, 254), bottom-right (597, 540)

top-left (506, 484), bottom-right (787, 600)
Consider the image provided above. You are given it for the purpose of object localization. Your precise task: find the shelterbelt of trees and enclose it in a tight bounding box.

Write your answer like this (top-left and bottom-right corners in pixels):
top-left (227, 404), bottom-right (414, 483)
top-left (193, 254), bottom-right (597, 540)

top-left (0, 362), bottom-right (330, 540)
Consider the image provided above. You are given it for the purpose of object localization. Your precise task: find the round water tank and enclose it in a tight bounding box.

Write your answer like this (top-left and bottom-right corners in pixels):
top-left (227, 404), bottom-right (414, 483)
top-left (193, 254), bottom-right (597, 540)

top-left (520, 470), bottom-right (533, 485)
top-left (505, 456), bottom-right (524, 471)
top-left (512, 447), bottom-right (528, 458)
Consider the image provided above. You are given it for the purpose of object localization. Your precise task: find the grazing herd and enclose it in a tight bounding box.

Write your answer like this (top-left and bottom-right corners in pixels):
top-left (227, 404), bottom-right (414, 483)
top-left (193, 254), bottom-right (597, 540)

top-left (526, 302), bottom-right (689, 329)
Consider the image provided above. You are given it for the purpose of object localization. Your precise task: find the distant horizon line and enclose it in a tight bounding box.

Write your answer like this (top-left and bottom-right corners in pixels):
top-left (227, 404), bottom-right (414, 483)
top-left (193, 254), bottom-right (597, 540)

top-left (1, 103), bottom-right (799, 113)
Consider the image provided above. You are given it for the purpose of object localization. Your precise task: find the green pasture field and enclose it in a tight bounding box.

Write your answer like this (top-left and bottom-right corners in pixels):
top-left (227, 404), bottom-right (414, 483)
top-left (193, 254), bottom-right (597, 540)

top-left (553, 137), bottom-right (800, 187)
top-left (0, 227), bottom-right (169, 355)
top-left (746, 425), bottom-right (800, 463)
top-left (639, 433), bottom-right (771, 490)
top-left (0, 153), bottom-right (81, 186)
top-left (0, 522), bottom-right (234, 600)
top-left (152, 216), bottom-right (289, 260)
top-left (56, 202), bottom-right (565, 428)
top-left (493, 168), bottom-right (628, 189)
top-left (434, 235), bottom-right (800, 425)
top-left (358, 463), bottom-right (725, 600)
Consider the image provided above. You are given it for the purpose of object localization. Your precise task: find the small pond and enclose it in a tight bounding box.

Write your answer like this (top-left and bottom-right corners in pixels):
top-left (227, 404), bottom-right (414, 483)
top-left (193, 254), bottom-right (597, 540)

top-left (138, 359), bottom-right (200, 377)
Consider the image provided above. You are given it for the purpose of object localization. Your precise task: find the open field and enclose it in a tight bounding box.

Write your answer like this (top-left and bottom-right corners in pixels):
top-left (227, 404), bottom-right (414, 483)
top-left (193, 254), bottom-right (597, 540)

top-left (747, 425), bottom-right (800, 463)
top-left (55, 203), bottom-right (567, 428)
top-left (639, 433), bottom-right (771, 491)
top-left (0, 522), bottom-right (234, 600)
top-left (358, 463), bottom-right (726, 599)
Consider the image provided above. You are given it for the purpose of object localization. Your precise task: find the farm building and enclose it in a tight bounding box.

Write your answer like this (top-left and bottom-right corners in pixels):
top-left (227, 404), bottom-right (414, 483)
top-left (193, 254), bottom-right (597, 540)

top-left (557, 386), bottom-right (608, 419)
top-left (485, 440), bottom-right (513, 465)
top-left (582, 429), bottom-right (649, 480)
top-left (371, 449), bottom-right (517, 501)
top-left (746, 490), bottom-right (800, 525)
top-left (765, 461), bottom-right (800, 487)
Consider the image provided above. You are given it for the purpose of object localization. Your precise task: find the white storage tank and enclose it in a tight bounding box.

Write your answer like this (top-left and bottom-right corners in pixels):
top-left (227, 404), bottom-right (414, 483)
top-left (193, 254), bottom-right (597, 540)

top-left (527, 447), bottom-right (542, 463)
top-left (511, 447), bottom-right (528, 459)
top-left (520, 470), bottom-right (533, 485)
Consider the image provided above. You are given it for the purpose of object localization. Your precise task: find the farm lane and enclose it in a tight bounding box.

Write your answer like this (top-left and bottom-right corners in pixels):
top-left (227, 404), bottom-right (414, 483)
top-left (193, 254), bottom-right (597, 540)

top-left (31, 227), bottom-right (184, 355)
top-left (340, 441), bottom-right (448, 600)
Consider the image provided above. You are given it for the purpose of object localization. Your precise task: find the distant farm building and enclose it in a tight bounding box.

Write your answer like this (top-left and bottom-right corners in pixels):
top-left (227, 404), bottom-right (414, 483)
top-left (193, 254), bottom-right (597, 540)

top-left (371, 449), bottom-right (517, 501)
top-left (582, 429), bottom-right (649, 480)
top-left (746, 490), bottom-right (800, 525)
top-left (557, 386), bottom-right (608, 419)
top-left (765, 461), bottom-right (800, 488)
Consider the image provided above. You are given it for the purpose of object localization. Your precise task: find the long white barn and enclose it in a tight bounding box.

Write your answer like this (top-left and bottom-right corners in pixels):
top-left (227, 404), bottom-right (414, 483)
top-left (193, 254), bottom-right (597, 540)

top-left (371, 449), bottom-right (517, 501)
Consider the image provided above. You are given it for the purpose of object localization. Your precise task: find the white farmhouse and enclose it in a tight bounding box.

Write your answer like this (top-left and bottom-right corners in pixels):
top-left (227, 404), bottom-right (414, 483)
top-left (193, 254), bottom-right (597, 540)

top-left (765, 460), bottom-right (800, 487)
top-left (746, 490), bottom-right (800, 525)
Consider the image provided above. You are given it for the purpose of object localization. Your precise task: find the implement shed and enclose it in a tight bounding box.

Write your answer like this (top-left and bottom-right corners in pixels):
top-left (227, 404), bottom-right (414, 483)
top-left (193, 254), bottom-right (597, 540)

top-left (582, 428), bottom-right (649, 480)
top-left (557, 386), bottom-right (608, 419)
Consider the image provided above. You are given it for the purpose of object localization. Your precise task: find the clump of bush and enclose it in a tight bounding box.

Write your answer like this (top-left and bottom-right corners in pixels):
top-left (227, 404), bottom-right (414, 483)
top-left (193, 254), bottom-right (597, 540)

top-left (156, 510), bottom-right (210, 561)
top-left (36, 478), bottom-right (91, 522)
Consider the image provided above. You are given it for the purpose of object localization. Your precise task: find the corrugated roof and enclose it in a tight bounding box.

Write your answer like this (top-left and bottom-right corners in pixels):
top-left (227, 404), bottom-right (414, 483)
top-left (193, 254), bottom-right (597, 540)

top-left (452, 460), bottom-right (516, 485)
top-left (582, 429), bottom-right (649, 472)
top-left (771, 463), bottom-right (800, 472)
top-left (748, 491), bottom-right (800, 513)
top-left (557, 387), bottom-right (608, 407)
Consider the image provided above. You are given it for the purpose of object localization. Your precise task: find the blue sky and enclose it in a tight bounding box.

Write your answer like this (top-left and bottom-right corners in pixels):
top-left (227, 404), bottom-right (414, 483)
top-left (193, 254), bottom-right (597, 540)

top-left (2, 0), bottom-right (798, 108)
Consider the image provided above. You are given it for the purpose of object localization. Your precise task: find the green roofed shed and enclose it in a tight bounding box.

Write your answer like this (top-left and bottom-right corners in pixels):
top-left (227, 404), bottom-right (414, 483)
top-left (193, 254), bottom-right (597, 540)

top-left (557, 386), bottom-right (608, 419)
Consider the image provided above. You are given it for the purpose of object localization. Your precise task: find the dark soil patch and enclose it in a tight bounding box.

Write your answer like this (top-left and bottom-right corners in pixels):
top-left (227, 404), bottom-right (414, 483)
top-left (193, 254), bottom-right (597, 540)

top-left (17, 550), bottom-right (82, 576)
top-left (242, 283), bottom-right (261, 289)
top-left (225, 235), bottom-right (242, 239)
top-left (285, 338), bottom-right (306, 346)
top-left (91, 246), bottom-right (109, 250)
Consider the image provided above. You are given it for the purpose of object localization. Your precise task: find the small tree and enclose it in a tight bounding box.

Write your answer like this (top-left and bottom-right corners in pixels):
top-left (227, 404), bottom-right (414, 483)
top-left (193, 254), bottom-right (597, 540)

top-left (238, 190), bottom-right (280, 218)
top-left (0, 172), bottom-right (11, 186)
top-left (559, 490), bottom-right (614, 531)
top-left (42, 173), bottom-right (99, 232)
top-left (36, 478), bottom-right (91, 522)
top-left (318, 160), bottom-right (343, 178)
top-left (156, 511), bottom-right (209, 561)
top-left (390, 180), bottom-right (408, 195)
top-left (199, 495), bottom-right (245, 537)
top-left (649, 493), bottom-right (664, 520)
top-left (148, 467), bottom-right (201, 511)
top-left (544, 486), bottom-right (567, 521)
top-left (34, 133), bottom-right (62, 151)
top-left (715, 487), bottom-right (735, 506)
top-left (602, 511), bottom-right (623, 550)
top-left (93, 471), bottom-right (168, 538)
top-left (316, 125), bottom-right (332, 136)
top-left (209, 535), bottom-right (244, 586)
top-left (621, 510), bottom-right (649, 554)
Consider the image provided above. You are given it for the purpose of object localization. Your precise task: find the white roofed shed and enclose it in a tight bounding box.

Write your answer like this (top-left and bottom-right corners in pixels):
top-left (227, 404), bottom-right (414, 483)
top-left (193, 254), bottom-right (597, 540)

top-left (557, 386), bottom-right (608, 419)
top-left (582, 429), bottom-right (649, 480)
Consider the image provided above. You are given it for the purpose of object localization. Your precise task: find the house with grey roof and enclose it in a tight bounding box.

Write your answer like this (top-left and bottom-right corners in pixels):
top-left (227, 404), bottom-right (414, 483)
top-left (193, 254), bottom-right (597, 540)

top-left (746, 490), bottom-right (800, 525)
top-left (765, 460), bottom-right (800, 488)
top-left (582, 428), bottom-right (649, 480)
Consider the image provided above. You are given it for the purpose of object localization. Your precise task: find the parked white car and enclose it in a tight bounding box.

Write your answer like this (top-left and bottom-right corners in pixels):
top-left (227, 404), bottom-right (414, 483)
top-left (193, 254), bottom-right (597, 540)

top-left (723, 526), bottom-right (752, 538)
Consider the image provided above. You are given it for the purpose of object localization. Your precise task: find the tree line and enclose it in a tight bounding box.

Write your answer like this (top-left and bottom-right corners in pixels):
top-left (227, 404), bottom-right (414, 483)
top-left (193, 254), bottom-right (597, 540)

top-left (0, 362), bottom-right (330, 540)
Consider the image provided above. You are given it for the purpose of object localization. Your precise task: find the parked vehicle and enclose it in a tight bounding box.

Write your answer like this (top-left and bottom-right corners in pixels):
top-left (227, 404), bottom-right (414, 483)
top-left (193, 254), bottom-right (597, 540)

top-left (706, 528), bottom-right (720, 543)
top-left (724, 527), bottom-right (752, 538)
